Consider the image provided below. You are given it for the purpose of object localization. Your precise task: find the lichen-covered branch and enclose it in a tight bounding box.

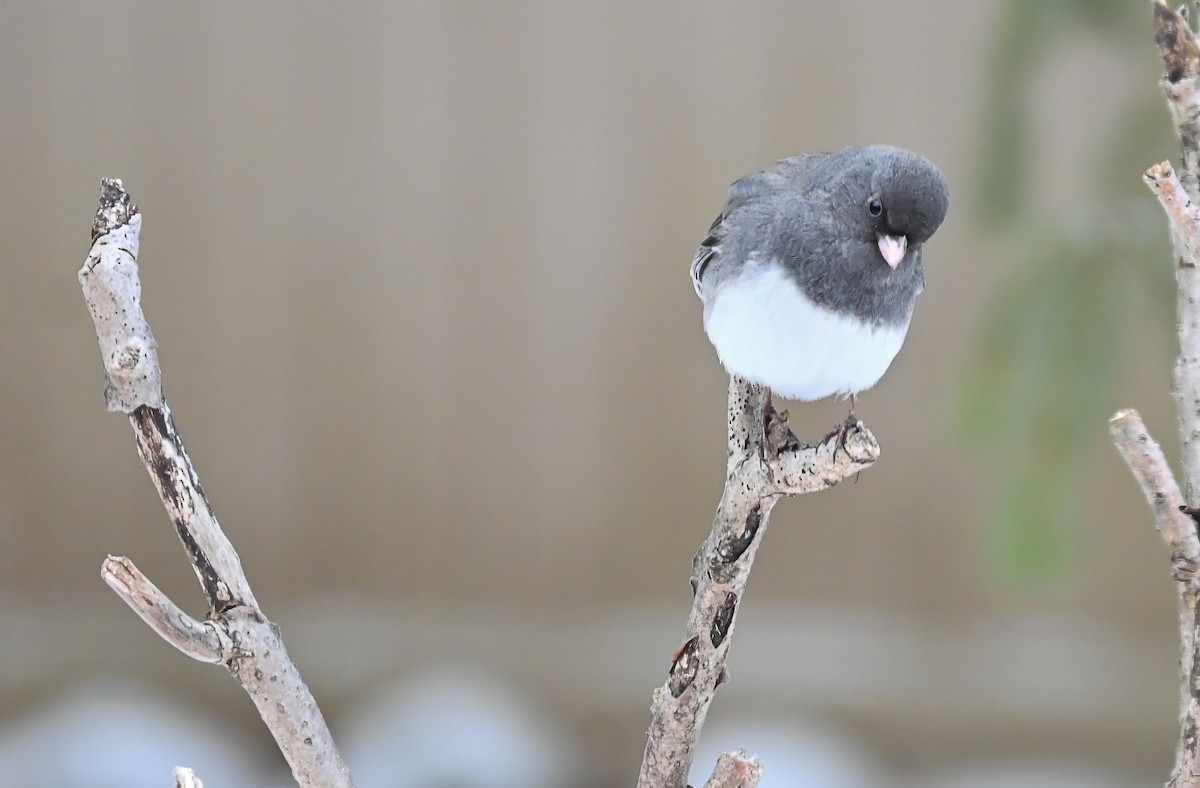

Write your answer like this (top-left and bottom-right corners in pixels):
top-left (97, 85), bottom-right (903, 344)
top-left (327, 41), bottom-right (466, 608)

top-left (637, 378), bottom-right (879, 788)
top-left (79, 179), bottom-right (352, 788)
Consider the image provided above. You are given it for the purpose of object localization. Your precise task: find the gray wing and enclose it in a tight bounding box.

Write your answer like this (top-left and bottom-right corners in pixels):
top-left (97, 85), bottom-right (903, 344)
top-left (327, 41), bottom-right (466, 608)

top-left (689, 156), bottom-right (821, 301)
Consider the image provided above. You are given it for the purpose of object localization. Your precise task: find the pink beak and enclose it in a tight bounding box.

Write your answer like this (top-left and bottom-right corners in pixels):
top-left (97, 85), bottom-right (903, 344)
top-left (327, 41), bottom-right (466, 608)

top-left (877, 234), bottom-right (908, 269)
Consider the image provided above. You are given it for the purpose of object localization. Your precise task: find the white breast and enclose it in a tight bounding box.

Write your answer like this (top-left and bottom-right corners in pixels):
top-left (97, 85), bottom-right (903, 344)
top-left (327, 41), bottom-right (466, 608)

top-left (702, 261), bottom-right (911, 401)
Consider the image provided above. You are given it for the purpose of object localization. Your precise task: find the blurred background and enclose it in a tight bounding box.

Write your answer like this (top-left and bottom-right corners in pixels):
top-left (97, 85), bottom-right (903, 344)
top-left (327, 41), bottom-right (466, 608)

top-left (0, 1), bottom-right (1187, 785)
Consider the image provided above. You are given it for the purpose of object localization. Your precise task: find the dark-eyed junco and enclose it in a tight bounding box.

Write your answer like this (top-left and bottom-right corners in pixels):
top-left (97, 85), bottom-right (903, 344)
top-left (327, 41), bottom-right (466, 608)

top-left (691, 145), bottom-right (949, 409)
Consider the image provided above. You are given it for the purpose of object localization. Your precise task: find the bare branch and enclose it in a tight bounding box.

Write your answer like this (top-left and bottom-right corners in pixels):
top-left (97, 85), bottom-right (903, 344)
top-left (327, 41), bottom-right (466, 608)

top-left (1154, 4), bottom-right (1200, 491)
top-left (1115, 6), bottom-right (1200, 785)
top-left (1110, 411), bottom-right (1200, 572)
top-left (638, 377), bottom-right (878, 787)
top-left (79, 180), bottom-right (162, 412)
top-left (79, 180), bottom-right (352, 787)
top-left (701, 749), bottom-right (763, 788)
top-left (1109, 410), bottom-right (1200, 787)
top-left (101, 555), bottom-right (225, 664)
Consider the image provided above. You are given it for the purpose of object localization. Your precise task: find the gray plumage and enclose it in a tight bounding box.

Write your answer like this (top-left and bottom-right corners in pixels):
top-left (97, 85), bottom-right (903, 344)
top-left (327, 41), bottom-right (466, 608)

top-left (691, 145), bottom-right (949, 328)
top-left (691, 145), bottom-right (949, 401)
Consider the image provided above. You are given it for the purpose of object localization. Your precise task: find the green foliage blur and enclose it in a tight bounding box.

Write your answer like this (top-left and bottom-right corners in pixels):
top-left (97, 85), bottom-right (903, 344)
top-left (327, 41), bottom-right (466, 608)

top-left (961, 0), bottom-right (1176, 584)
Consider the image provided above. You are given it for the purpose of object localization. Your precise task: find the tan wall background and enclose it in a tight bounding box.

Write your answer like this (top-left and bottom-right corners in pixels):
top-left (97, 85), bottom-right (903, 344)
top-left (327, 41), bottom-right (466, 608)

top-left (0, 1), bottom-right (1181, 785)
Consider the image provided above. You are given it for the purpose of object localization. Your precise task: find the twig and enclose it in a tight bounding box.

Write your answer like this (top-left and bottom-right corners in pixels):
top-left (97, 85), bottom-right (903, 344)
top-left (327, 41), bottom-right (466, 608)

top-left (637, 377), bottom-right (879, 787)
top-left (101, 555), bottom-right (225, 664)
top-left (1110, 411), bottom-right (1200, 786)
top-left (1145, 161), bottom-right (1200, 263)
top-left (79, 179), bottom-right (352, 787)
top-left (700, 749), bottom-right (763, 788)
top-left (1109, 412), bottom-right (1200, 570)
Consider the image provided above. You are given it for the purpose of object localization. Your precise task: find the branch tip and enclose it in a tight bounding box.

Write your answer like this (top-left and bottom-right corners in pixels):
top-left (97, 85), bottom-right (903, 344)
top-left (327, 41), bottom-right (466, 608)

top-left (1142, 159), bottom-right (1200, 262)
top-left (702, 749), bottom-right (764, 788)
top-left (1147, 160), bottom-right (1177, 182)
top-left (841, 421), bottom-right (880, 463)
top-left (100, 555), bottom-right (225, 664)
top-left (92, 178), bottom-right (138, 241)
top-left (1109, 410), bottom-right (1199, 562)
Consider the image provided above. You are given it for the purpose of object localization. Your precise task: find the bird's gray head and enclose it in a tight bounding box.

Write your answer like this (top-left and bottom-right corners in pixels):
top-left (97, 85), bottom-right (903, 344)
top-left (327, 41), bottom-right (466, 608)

top-left (831, 145), bottom-right (949, 269)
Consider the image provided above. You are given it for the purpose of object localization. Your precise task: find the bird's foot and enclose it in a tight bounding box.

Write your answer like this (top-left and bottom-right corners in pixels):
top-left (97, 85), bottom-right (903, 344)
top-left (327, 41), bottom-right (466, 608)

top-left (824, 408), bottom-right (862, 457)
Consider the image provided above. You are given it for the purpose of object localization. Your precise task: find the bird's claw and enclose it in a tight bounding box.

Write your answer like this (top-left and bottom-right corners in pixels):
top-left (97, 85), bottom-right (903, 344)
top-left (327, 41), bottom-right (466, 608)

top-left (823, 413), bottom-right (861, 457)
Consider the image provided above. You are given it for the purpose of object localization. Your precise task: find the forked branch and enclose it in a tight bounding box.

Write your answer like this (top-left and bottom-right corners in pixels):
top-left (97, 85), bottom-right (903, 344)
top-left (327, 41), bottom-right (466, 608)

top-left (1109, 5), bottom-right (1200, 786)
top-left (79, 179), bottom-right (352, 787)
top-left (637, 378), bottom-right (879, 787)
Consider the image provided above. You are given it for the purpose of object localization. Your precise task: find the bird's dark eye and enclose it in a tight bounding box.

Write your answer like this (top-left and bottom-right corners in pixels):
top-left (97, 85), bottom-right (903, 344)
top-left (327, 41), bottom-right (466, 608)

top-left (868, 198), bottom-right (883, 217)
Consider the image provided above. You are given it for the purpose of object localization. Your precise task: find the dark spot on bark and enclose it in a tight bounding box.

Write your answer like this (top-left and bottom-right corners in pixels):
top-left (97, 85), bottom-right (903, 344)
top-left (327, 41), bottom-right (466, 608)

top-left (710, 505), bottom-right (764, 582)
top-left (133, 406), bottom-right (233, 610)
top-left (710, 592), bottom-right (737, 647)
top-left (719, 505), bottom-right (762, 564)
top-left (668, 636), bottom-right (700, 698)
top-left (1181, 505), bottom-right (1200, 538)
top-left (135, 407), bottom-right (186, 513)
top-left (1155, 1), bottom-right (1200, 83)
